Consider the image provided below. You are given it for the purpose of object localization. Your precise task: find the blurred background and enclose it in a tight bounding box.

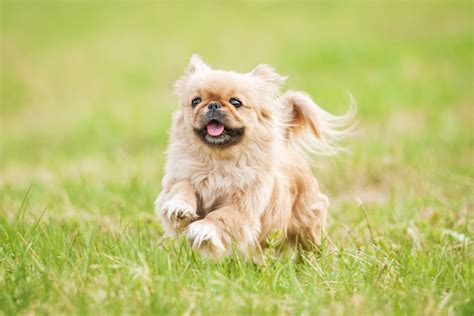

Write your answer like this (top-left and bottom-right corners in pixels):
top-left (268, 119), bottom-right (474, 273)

top-left (1, 1), bottom-right (473, 315)
top-left (1, 1), bottom-right (472, 233)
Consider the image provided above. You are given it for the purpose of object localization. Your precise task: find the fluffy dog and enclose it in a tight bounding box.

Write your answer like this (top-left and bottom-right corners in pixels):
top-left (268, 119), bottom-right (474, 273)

top-left (155, 55), bottom-right (354, 257)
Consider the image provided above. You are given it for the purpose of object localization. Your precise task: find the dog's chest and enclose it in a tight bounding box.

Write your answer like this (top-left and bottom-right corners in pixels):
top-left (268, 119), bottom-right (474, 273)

top-left (191, 164), bottom-right (256, 211)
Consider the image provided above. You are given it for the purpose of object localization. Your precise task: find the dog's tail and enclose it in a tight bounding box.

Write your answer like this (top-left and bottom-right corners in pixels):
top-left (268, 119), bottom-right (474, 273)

top-left (279, 90), bottom-right (356, 157)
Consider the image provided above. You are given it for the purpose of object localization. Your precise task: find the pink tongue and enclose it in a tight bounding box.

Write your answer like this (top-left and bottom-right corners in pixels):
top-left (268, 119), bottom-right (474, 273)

top-left (207, 122), bottom-right (225, 136)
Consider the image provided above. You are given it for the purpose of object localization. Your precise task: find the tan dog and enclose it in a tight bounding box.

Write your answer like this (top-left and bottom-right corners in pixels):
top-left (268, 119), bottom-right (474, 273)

top-left (155, 55), bottom-right (354, 257)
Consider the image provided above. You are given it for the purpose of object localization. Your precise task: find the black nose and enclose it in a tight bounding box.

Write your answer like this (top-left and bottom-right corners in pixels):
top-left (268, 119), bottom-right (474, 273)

top-left (207, 102), bottom-right (221, 111)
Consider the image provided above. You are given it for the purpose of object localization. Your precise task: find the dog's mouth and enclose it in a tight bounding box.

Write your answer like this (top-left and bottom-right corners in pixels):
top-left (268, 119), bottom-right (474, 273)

top-left (206, 121), bottom-right (225, 137)
top-left (194, 119), bottom-right (245, 148)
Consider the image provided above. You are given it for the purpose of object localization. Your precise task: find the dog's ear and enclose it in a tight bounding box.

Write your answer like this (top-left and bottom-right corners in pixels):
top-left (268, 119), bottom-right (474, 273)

top-left (185, 54), bottom-right (211, 74)
top-left (174, 54), bottom-right (211, 97)
top-left (250, 64), bottom-right (287, 88)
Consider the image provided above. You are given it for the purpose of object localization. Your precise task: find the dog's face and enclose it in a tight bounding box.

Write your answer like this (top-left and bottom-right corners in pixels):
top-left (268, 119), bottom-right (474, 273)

top-left (187, 76), bottom-right (249, 148)
top-left (173, 55), bottom-right (286, 150)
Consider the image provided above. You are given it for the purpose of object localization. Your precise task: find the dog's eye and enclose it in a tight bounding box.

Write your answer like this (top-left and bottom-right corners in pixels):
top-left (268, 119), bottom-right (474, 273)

top-left (229, 97), bottom-right (242, 108)
top-left (191, 97), bottom-right (202, 107)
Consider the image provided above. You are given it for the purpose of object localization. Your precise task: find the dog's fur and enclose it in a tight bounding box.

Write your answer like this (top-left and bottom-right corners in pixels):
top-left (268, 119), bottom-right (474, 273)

top-left (155, 55), bottom-right (355, 257)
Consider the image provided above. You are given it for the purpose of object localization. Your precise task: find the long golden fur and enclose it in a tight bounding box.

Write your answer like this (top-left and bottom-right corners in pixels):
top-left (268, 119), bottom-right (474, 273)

top-left (155, 55), bottom-right (355, 257)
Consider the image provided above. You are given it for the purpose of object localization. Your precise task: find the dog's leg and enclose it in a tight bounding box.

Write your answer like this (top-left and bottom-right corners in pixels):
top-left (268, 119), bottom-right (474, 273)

top-left (155, 180), bottom-right (199, 236)
top-left (186, 205), bottom-right (260, 257)
top-left (288, 191), bottom-right (328, 249)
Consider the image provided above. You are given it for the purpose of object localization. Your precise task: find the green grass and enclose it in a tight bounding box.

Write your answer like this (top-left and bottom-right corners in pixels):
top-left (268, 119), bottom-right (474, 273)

top-left (1, 1), bottom-right (473, 315)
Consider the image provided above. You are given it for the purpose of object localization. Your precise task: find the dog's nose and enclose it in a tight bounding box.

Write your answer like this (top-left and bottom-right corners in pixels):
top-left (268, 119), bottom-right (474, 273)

top-left (207, 102), bottom-right (221, 111)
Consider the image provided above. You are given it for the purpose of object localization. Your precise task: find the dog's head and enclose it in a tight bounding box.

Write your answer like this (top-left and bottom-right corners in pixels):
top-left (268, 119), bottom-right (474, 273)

top-left (173, 55), bottom-right (287, 151)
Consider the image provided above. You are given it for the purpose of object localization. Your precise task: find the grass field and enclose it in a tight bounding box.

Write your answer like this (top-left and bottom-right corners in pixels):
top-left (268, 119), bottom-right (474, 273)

top-left (1, 1), bottom-right (473, 315)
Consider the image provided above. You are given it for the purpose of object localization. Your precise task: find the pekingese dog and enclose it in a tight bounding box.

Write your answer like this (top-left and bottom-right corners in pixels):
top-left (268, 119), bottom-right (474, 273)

top-left (155, 55), bottom-right (354, 257)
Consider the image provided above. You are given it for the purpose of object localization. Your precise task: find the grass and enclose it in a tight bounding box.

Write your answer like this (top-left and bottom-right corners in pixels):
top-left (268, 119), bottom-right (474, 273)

top-left (1, 1), bottom-right (473, 315)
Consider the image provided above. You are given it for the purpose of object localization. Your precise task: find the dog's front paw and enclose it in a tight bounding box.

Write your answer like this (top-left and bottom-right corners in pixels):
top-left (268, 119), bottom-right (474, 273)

top-left (162, 199), bottom-right (197, 221)
top-left (186, 220), bottom-right (225, 253)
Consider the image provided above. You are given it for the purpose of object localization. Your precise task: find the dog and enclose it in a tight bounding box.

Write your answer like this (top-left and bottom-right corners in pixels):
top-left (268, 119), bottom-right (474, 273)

top-left (154, 55), bottom-right (354, 257)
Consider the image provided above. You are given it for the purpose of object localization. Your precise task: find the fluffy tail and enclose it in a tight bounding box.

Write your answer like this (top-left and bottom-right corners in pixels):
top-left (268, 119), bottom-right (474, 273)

top-left (279, 90), bottom-right (356, 156)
